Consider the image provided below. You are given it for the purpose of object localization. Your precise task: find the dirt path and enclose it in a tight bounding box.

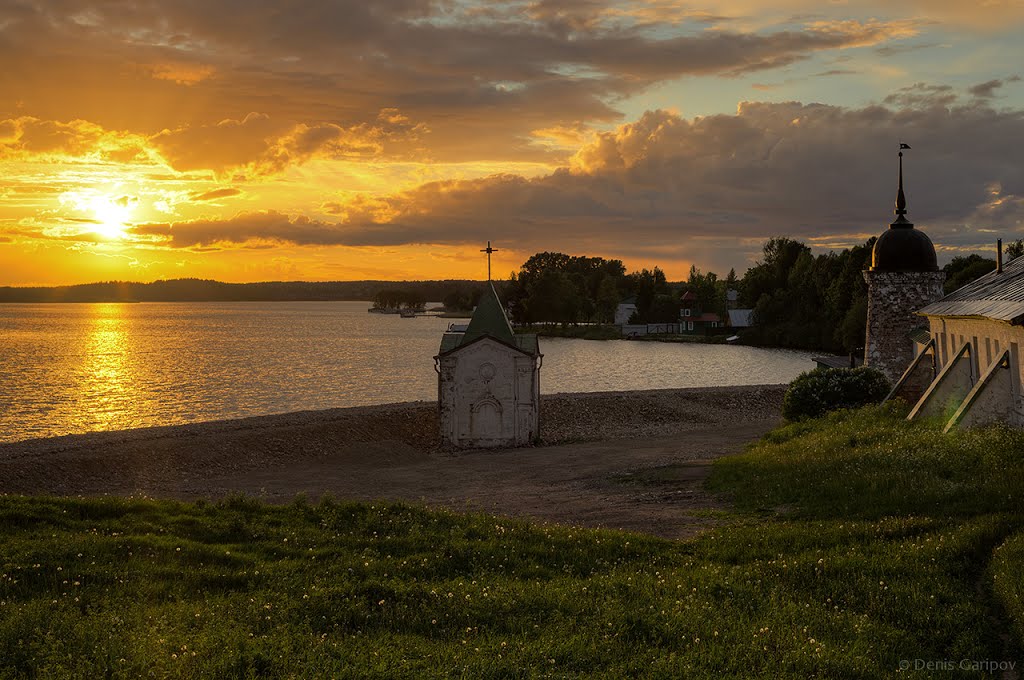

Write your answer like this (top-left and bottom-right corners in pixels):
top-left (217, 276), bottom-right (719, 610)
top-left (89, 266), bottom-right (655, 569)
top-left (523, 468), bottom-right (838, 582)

top-left (169, 420), bottom-right (774, 539)
top-left (0, 386), bottom-right (785, 539)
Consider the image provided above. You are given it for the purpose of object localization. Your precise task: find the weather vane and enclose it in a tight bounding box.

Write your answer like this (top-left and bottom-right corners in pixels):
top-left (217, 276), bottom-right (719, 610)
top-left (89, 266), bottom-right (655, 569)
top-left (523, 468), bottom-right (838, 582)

top-left (480, 240), bottom-right (498, 281)
top-left (896, 142), bottom-right (911, 220)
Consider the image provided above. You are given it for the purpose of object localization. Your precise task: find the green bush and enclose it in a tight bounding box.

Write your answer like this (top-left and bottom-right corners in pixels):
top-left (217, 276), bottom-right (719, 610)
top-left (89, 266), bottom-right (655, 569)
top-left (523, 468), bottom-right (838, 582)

top-left (782, 366), bottom-right (890, 421)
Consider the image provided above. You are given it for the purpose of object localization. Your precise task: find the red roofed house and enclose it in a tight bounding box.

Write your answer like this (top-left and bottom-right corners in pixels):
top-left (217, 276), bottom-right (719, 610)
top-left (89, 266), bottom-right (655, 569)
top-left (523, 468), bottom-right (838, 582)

top-left (679, 290), bottom-right (725, 335)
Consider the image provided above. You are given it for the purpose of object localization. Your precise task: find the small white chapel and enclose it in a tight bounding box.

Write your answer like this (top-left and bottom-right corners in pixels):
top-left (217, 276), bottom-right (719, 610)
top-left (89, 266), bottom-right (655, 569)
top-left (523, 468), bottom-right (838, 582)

top-left (434, 243), bottom-right (542, 448)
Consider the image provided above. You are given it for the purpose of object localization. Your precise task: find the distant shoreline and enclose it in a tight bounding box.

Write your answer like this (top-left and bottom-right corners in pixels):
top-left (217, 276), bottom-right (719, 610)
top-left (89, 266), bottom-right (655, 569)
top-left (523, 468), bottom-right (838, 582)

top-left (0, 278), bottom-right (493, 304)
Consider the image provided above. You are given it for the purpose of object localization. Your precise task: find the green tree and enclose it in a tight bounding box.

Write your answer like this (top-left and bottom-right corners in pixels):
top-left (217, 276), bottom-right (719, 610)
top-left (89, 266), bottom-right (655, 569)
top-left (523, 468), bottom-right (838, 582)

top-left (739, 238), bottom-right (810, 308)
top-left (643, 294), bottom-right (682, 323)
top-left (525, 269), bottom-right (583, 325)
top-left (943, 254), bottom-right (996, 294)
top-left (685, 266), bottom-right (722, 316)
top-left (595, 275), bottom-right (621, 323)
top-left (1005, 239), bottom-right (1024, 261)
top-left (505, 252), bottom-right (627, 324)
top-left (740, 237), bottom-right (872, 353)
top-left (840, 297), bottom-right (868, 353)
top-left (625, 268), bottom-right (669, 322)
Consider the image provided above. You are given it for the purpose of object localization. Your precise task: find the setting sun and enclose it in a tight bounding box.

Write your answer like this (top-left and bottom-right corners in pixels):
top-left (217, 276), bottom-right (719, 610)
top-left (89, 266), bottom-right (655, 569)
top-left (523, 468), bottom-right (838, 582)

top-left (89, 195), bottom-right (135, 239)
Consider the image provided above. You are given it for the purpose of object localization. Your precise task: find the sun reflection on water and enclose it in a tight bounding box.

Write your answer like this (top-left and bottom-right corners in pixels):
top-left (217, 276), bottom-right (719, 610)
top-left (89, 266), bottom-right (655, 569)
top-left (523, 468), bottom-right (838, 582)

top-left (78, 304), bottom-right (136, 432)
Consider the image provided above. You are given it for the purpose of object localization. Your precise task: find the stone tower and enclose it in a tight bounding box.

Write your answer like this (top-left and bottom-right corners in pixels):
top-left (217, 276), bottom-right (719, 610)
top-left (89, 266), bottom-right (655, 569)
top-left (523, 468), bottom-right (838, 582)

top-left (863, 148), bottom-right (945, 383)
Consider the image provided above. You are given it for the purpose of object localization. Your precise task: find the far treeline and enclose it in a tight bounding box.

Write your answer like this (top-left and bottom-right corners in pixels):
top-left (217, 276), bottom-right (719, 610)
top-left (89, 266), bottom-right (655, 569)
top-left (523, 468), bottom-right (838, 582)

top-left (503, 238), bottom-right (1024, 354)
top-left (0, 279), bottom-right (493, 306)
top-left (5, 238), bottom-right (1019, 355)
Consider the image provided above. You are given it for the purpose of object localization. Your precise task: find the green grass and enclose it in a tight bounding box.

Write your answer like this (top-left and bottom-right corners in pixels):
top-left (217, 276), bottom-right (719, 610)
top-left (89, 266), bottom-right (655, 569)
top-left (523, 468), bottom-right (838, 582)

top-left (2, 405), bottom-right (1023, 677)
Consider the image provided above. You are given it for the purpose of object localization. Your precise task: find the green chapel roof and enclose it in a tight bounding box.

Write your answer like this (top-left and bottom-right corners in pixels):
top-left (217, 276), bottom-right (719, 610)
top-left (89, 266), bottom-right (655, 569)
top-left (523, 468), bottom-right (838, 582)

top-left (437, 282), bottom-right (539, 356)
top-left (462, 282), bottom-right (516, 345)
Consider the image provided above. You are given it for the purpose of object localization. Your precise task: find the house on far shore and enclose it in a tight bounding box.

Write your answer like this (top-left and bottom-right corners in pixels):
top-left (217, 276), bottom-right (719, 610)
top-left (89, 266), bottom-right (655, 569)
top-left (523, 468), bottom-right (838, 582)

top-left (614, 296), bottom-right (638, 325)
top-left (726, 289), bottom-right (740, 309)
top-left (619, 289), bottom-right (729, 337)
top-left (679, 291), bottom-right (724, 335)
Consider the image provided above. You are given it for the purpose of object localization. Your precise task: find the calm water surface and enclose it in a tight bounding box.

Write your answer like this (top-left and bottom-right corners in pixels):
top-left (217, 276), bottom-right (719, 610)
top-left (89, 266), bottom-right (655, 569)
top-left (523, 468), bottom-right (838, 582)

top-left (0, 302), bottom-right (818, 443)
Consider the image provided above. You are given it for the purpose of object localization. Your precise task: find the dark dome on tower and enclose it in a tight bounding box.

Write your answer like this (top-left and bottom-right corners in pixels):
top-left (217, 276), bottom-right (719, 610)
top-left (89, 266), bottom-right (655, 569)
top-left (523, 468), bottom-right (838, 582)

top-left (869, 147), bottom-right (938, 272)
top-left (871, 227), bottom-right (938, 272)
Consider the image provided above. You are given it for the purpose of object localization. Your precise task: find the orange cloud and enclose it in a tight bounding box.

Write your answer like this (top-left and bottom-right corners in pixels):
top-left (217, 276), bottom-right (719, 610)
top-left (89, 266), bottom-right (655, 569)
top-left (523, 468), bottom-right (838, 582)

top-left (0, 117), bottom-right (154, 164)
top-left (150, 111), bottom-right (429, 176)
top-left (148, 62), bottom-right (217, 86)
top-left (190, 187), bottom-right (243, 202)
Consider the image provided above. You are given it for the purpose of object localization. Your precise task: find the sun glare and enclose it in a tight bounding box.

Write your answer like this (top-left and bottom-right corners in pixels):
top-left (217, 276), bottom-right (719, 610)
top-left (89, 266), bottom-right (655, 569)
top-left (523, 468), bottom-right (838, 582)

top-left (89, 195), bottom-right (135, 239)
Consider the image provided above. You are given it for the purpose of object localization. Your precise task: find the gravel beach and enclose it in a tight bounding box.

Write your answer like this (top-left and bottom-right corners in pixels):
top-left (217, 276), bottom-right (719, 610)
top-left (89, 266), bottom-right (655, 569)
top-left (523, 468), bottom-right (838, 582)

top-left (0, 384), bottom-right (786, 538)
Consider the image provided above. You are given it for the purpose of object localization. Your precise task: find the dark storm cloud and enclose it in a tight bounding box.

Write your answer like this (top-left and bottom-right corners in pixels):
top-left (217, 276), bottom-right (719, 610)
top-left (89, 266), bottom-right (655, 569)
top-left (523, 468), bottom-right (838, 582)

top-left (133, 212), bottom-right (346, 247)
top-left (129, 93), bottom-right (1024, 268)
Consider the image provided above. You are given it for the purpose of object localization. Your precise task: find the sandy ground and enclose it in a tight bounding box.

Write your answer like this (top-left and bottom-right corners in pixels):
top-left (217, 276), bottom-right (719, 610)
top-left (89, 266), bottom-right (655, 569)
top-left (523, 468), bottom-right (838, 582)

top-left (0, 385), bottom-right (785, 539)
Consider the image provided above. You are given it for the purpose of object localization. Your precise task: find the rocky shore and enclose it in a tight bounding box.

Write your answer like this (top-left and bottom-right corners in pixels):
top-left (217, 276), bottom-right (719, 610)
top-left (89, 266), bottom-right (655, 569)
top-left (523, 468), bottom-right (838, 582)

top-left (0, 385), bottom-right (787, 523)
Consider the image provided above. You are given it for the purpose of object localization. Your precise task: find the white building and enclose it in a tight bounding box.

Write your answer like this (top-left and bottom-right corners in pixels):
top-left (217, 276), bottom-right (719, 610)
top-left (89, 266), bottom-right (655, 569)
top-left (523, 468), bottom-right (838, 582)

top-left (435, 284), bottom-right (542, 448)
top-left (890, 247), bottom-right (1024, 430)
top-left (614, 296), bottom-right (638, 325)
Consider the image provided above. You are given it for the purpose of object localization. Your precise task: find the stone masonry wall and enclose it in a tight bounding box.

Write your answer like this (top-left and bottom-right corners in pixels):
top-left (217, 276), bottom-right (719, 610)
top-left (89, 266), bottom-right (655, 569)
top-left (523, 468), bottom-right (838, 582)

top-left (863, 271), bottom-right (945, 384)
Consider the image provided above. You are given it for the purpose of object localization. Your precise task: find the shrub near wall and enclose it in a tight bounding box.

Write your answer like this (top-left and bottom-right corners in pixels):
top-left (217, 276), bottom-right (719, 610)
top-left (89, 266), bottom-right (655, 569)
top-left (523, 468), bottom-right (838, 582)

top-left (782, 366), bottom-right (891, 421)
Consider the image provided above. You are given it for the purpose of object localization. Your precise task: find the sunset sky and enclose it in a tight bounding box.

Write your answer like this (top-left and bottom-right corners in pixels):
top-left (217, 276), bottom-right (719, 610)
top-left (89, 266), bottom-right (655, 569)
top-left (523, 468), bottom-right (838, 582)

top-left (2, 0), bottom-right (1023, 285)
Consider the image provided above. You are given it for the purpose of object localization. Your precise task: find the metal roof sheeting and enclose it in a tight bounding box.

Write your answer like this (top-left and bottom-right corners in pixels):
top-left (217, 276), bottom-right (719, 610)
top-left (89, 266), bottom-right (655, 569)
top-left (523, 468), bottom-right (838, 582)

top-left (437, 331), bottom-right (538, 356)
top-left (918, 255), bottom-right (1024, 323)
top-left (462, 282), bottom-right (516, 345)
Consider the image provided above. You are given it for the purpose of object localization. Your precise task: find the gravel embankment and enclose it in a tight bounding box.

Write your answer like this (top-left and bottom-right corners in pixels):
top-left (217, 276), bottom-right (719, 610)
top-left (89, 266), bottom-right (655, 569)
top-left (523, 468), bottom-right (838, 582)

top-left (540, 385), bottom-right (785, 443)
top-left (0, 385), bottom-right (786, 497)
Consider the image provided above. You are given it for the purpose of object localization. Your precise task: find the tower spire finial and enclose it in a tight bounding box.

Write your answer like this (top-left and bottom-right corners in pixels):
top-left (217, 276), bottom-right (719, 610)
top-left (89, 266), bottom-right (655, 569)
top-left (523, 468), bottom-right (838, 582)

top-left (892, 143), bottom-right (913, 228)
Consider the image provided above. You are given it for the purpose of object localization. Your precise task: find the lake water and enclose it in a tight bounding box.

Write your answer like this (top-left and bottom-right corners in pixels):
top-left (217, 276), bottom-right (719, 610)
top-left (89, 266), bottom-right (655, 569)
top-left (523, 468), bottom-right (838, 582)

top-left (0, 301), bottom-right (819, 443)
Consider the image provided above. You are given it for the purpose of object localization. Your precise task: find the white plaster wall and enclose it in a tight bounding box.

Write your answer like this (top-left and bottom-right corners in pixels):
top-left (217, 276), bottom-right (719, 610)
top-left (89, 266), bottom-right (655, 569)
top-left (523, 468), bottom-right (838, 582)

top-left (438, 338), bottom-right (539, 448)
top-left (927, 317), bottom-right (1024, 425)
top-left (615, 304), bottom-right (637, 325)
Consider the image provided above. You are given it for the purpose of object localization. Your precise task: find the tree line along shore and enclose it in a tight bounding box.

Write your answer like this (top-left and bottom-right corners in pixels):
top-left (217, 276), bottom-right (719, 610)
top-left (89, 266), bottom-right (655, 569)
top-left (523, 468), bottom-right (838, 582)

top-left (3, 237), bottom-right (1018, 356)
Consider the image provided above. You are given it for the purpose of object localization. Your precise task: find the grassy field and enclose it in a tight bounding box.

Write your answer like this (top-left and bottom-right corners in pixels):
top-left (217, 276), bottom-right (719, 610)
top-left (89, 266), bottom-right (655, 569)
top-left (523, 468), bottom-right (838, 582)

top-left (2, 404), bottom-right (1023, 678)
